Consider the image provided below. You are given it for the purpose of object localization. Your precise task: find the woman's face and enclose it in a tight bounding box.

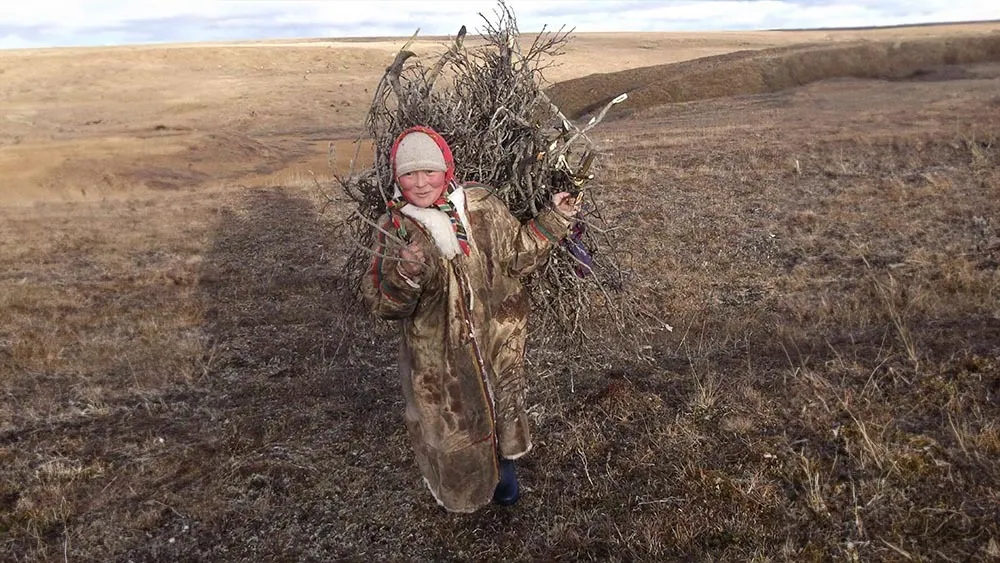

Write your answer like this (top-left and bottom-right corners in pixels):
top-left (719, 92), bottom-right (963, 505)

top-left (398, 169), bottom-right (447, 208)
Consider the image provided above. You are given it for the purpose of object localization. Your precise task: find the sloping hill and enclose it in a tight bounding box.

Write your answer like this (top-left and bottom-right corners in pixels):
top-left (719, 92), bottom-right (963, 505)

top-left (547, 33), bottom-right (1000, 119)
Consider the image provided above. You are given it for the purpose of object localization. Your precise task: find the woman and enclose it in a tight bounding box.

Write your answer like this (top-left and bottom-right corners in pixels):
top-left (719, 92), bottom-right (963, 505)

top-left (362, 126), bottom-right (579, 513)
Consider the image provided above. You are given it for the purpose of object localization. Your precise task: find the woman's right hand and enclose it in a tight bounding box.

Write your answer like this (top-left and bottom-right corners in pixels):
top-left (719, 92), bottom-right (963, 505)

top-left (398, 242), bottom-right (426, 278)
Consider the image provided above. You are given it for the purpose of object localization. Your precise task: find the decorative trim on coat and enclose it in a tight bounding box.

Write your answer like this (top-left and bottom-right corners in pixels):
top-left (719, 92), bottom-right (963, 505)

top-left (422, 477), bottom-right (478, 514)
top-left (371, 217), bottom-right (417, 305)
top-left (503, 441), bottom-right (533, 461)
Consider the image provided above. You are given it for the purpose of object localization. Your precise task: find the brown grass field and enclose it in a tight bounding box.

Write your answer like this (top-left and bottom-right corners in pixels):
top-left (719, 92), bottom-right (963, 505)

top-left (2, 21), bottom-right (1000, 561)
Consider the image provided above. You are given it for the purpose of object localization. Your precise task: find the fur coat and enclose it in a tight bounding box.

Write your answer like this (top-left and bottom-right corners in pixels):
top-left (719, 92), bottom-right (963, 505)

top-left (362, 183), bottom-right (571, 512)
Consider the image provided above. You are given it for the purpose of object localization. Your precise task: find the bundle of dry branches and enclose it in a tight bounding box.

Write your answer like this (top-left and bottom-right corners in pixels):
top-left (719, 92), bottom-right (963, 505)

top-left (333, 2), bottom-right (654, 348)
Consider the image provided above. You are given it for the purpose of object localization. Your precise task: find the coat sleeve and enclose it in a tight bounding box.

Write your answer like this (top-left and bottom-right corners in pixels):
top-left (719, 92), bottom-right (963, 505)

top-left (360, 214), bottom-right (423, 320)
top-left (505, 203), bottom-right (573, 278)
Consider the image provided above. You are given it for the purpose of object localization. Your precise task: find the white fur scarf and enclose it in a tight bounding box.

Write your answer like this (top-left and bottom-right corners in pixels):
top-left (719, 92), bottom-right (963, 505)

top-left (393, 184), bottom-right (473, 260)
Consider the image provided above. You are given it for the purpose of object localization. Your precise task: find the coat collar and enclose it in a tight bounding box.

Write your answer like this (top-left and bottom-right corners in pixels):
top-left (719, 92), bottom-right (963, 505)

top-left (396, 185), bottom-right (472, 260)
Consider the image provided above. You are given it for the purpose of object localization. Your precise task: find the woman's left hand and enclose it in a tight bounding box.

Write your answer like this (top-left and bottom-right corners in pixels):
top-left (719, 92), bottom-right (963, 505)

top-left (552, 191), bottom-right (581, 218)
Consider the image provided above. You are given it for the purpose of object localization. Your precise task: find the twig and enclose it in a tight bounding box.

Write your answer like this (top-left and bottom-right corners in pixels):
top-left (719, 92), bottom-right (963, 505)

top-left (557, 93), bottom-right (628, 157)
top-left (425, 25), bottom-right (466, 94)
top-left (351, 209), bottom-right (408, 246)
top-left (347, 236), bottom-right (424, 266)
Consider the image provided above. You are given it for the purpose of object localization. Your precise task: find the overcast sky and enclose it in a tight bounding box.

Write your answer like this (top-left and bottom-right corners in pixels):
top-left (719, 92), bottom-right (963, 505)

top-left (2, 1), bottom-right (998, 50)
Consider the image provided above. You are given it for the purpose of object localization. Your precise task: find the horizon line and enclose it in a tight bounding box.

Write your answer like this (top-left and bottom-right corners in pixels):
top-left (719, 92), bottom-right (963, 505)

top-left (3, 18), bottom-right (997, 53)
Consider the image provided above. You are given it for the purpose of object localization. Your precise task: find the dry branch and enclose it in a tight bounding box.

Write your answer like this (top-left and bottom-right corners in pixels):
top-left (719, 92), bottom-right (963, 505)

top-left (332, 1), bottom-right (651, 349)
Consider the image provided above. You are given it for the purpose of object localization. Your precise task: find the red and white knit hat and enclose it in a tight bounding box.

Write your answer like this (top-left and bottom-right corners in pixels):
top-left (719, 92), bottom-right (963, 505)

top-left (392, 131), bottom-right (448, 177)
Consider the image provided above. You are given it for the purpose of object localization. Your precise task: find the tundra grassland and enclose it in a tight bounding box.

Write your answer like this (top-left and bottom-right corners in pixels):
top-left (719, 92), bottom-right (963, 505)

top-left (1, 23), bottom-right (999, 561)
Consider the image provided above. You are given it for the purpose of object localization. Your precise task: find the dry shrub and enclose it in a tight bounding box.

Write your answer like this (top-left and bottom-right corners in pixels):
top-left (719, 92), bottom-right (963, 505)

top-left (330, 3), bottom-right (653, 349)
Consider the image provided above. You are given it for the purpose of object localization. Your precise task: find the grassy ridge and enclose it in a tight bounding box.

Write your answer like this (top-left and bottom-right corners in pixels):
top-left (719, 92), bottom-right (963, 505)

top-left (548, 33), bottom-right (1000, 119)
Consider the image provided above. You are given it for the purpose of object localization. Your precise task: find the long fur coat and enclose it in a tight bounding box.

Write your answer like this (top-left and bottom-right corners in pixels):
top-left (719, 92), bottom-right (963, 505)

top-left (362, 183), bottom-right (571, 512)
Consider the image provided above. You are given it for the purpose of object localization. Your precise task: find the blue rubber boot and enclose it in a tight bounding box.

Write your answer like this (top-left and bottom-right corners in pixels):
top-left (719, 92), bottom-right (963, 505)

top-left (492, 459), bottom-right (520, 506)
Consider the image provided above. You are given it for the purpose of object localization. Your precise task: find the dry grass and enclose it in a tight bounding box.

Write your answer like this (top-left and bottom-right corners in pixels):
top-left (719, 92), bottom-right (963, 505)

top-left (2, 23), bottom-right (1000, 561)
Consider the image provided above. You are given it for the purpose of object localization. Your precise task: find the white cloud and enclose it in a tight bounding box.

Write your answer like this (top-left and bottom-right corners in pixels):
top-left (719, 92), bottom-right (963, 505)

top-left (1, 0), bottom-right (998, 49)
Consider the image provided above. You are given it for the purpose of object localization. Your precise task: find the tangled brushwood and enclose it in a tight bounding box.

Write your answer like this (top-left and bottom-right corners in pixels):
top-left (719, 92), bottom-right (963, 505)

top-left (333, 3), bottom-right (655, 348)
